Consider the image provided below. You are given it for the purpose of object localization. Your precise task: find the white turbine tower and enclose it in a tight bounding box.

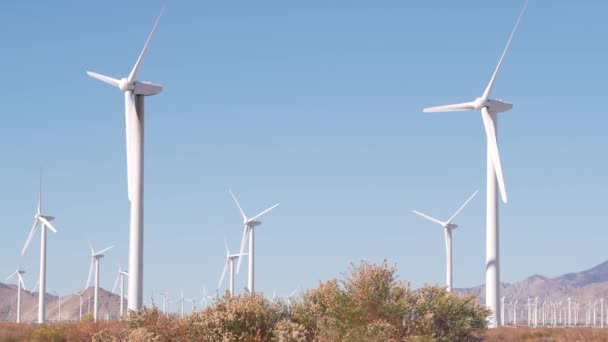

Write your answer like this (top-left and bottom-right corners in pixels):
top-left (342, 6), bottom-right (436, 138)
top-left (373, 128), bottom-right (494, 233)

top-left (21, 173), bottom-right (59, 323)
top-left (86, 0), bottom-right (168, 313)
top-left (6, 266), bottom-right (26, 323)
top-left (422, 1), bottom-right (528, 327)
top-left (412, 191), bottom-right (477, 292)
top-left (76, 290), bottom-right (85, 321)
top-left (112, 265), bottom-right (129, 318)
top-left (230, 190), bottom-right (279, 294)
top-left (86, 243), bottom-right (114, 322)
top-left (218, 239), bottom-right (247, 296)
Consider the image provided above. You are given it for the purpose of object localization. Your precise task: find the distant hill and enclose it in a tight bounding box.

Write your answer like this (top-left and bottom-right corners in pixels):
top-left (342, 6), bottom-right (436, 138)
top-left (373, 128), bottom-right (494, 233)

top-left (455, 260), bottom-right (608, 304)
top-left (0, 284), bottom-right (124, 322)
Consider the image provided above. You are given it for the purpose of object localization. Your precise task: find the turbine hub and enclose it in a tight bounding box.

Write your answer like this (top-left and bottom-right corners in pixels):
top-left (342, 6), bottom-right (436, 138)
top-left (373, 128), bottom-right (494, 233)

top-left (119, 78), bottom-right (130, 92)
top-left (473, 97), bottom-right (486, 110)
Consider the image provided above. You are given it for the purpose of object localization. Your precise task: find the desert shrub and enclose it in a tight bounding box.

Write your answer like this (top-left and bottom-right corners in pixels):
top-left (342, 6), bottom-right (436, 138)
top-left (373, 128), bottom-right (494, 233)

top-left (291, 260), bottom-right (489, 341)
top-left (272, 319), bottom-right (307, 342)
top-left (30, 324), bottom-right (66, 342)
top-left (125, 307), bottom-right (187, 341)
top-left (91, 328), bottom-right (117, 342)
top-left (187, 292), bottom-right (287, 341)
top-left (127, 327), bottom-right (160, 342)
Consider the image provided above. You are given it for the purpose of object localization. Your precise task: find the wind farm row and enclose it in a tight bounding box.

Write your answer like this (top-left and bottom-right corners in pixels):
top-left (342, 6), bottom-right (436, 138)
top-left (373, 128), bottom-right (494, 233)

top-left (2, 0), bottom-right (587, 330)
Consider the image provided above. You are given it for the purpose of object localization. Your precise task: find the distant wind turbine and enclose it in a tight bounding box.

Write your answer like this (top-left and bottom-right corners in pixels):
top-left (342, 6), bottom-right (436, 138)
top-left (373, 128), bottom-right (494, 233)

top-left (412, 191), bottom-right (477, 293)
top-left (86, 0), bottom-right (168, 313)
top-left (112, 265), bottom-right (128, 318)
top-left (86, 242), bottom-right (114, 322)
top-left (6, 266), bottom-right (26, 323)
top-left (21, 172), bottom-right (59, 323)
top-left (218, 239), bottom-right (247, 296)
top-left (422, 1), bottom-right (529, 327)
top-left (229, 190), bottom-right (279, 294)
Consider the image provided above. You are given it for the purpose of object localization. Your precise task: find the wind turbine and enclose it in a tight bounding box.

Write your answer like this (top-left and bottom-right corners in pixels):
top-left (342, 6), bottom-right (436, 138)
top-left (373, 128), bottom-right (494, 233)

top-left (21, 172), bottom-right (59, 323)
top-left (112, 265), bottom-right (129, 318)
top-left (86, 242), bottom-right (114, 322)
top-left (76, 290), bottom-right (85, 321)
top-left (422, 1), bottom-right (528, 327)
top-left (200, 286), bottom-right (213, 308)
top-left (229, 190), bottom-right (279, 294)
top-left (159, 291), bottom-right (168, 316)
top-left (6, 266), bottom-right (26, 323)
top-left (218, 239), bottom-right (247, 296)
top-left (86, 0), bottom-right (168, 313)
top-left (412, 191), bottom-right (477, 292)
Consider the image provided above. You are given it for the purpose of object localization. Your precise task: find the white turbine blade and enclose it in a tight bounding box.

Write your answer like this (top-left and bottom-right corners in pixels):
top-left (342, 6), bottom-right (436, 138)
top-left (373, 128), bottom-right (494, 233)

top-left (124, 92), bottom-right (137, 201)
top-left (86, 71), bottom-right (120, 88)
top-left (19, 275), bottom-right (26, 290)
top-left (112, 271), bottom-right (120, 293)
top-left (218, 258), bottom-right (229, 290)
top-left (127, 0), bottom-right (168, 84)
top-left (229, 190), bottom-right (248, 221)
top-left (31, 279), bottom-right (39, 292)
top-left (95, 245), bottom-right (114, 256)
top-left (446, 190), bottom-right (479, 224)
top-left (88, 241), bottom-right (95, 255)
top-left (21, 220), bottom-right (40, 255)
top-left (423, 101), bottom-right (476, 113)
top-left (481, 0), bottom-right (528, 102)
top-left (38, 216), bottom-right (58, 233)
top-left (6, 270), bottom-right (18, 281)
top-left (224, 237), bottom-right (230, 256)
top-left (412, 210), bottom-right (444, 226)
top-left (481, 107), bottom-right (508, 203)
top-left (86, 258), bottom-right (94, 289)
top-left (236, 225), bottom-right (249, 274)
top-left (250, 203), bottom-right (280, 221)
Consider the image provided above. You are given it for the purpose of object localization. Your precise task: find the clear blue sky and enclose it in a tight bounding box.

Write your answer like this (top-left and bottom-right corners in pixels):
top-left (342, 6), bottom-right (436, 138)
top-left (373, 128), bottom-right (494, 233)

top-left (1, 0), bottom-right (606, 310)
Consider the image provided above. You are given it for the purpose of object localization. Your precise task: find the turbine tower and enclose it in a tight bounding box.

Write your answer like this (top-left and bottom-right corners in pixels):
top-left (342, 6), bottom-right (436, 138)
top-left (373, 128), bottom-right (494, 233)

top-left (230, 190), bottom-right (279, 294)
top-left (86, 0), bottom-right (168, 313)
top-left (6, 266), bottom-right (26, 323)
top-left (21, 172), bottom-right (59, 323)
top-left (422, 1), bottom-right (528, 327)
top-left (412, 190), bottom-right (477, 292)
top-left (218, 239), bottom-right (247, 296)
top-left (112, 265), bottom-right (129, 318)
top-left (86, 242), bottom-right (114, 322)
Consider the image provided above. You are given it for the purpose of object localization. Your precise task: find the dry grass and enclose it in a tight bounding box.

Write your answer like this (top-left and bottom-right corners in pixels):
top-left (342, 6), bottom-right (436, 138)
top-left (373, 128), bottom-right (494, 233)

top-left (484, 327), bottom-right (608, 341)
top-left (0, 321), bottom-right (125, 341)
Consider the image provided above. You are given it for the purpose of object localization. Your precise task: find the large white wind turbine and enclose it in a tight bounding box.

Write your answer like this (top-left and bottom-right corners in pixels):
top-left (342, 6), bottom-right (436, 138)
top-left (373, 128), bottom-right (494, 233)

top-left (230, 190), bottom-right (279, 294)
top-left (422, 1), bottom-right (528, 327)
top-left (6, 266), bottom-right (26, 323)
top-left (112, 265), bottom-right (129, 318)
top-left (85, 242), bottom-right (114, 322)
top-left (218, 239), bottom-right (247, 296)
top-left (21, 173), bottom-right (59, 323)
top-left (412, 190), bottom-right (477, 293)
top-left (86, 1), bottom-right (168, 313)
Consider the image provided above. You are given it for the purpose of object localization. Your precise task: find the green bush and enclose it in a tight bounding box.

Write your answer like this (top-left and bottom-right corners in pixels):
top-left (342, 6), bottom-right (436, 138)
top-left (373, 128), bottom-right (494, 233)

top-left (30, 324), bottom-right (66, 342)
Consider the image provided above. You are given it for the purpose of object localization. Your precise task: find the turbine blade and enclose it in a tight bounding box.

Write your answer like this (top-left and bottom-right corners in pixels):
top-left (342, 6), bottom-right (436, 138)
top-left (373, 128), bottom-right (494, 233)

top-left (112, 271), bottom-right (120, 293)
top-left (236, 225), bottom-right (249, 274)
top-left (19, 275), bottom-right (26, 290)
top-left (125, 92), bottom-right (137, 201)
top-left (38, 170), bottom-right (42, 215)
top-left (86, 258), bottom-right (94, 290)
top-left (229, 190), bottom-right (248, 221)
top-left (38, 216), bottom-right (58, 233)
top-left (21, 220), bottom-right (39, 255)
top-left (423, 101), bottom-right (476, 113)
top-left (412, 210), bottom-right (444, 226)
top-left (481, 0), bottom-right (528, 101)
top-left (481, 107), bottom-right (508, 203)
top-left (88, 240), bottom-right (95, 255)
top-left (31, 279), bottom-right (39, 292)
top-left (224, 237), bottom-right (230, 256)
top-left (95, 245), bottom-right (114, 256)
top-left (86, 71), bottom-right (121, 88)
top-left (250, 203), bottom-right (280, 221)
top-left (127, 0), bottom-right (168, 84)
top-left (218, 258), bottom-right (229, 290)
top-left (6, 270), bottom-right (18, 281)
top-left (446, 190), bottom-right (479, 224)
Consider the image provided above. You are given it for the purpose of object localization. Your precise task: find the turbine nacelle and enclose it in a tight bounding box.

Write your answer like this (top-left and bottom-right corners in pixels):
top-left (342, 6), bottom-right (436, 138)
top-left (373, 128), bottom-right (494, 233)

top-left (445, 223), bottom-right (458, 230)
top-left (485, 99), bottom-right (513, 113)
top-left (247, 220), bottom-right (262, 227)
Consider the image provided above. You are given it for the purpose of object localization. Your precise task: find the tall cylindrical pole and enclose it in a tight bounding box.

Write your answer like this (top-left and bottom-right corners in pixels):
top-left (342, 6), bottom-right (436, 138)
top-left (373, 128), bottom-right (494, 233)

top-left (128, 94), bottom-right (145, 312)
top-left (94, 258), bottom-right (99, 322)
top-left (485, 111), bottom-right (500, 327)
top-left (79, 296), bottom-right (83, 321)
top-left (39, 226), bottom-right (47, 323)
top-left (120, 274), bottom-right (125, 317)
top-left (248, 228), bottom-right (255, 294)
top-left (568, 298), bottom-right (571, 326)
top-left (445, 228), bottom-right (452, 293)
top-left (16, 281), bottom-right (21, 323)
top-left (229, 259), bottom-right (235, 296)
